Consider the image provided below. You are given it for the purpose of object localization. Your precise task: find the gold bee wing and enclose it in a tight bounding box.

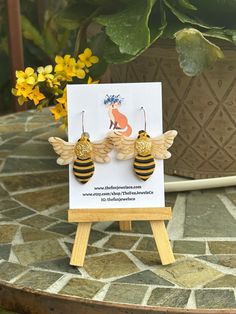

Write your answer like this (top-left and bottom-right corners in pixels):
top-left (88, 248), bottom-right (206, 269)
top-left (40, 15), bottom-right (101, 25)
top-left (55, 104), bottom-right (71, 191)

top-left (151, 130), bottom-right (178, 160)
top-left (108, 132), bottom-right (136, 160)
top-left (91, 138), bottom-right (113, 163)
top-left (48, 137), bottom-right (76, 165)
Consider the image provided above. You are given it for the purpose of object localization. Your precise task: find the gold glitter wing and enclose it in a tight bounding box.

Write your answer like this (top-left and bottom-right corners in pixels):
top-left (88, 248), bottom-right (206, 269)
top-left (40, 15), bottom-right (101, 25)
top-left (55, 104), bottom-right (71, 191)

top-left (48, 137), bottom-right (76, 165)
top-left (108, 131), bottom-right (136, 160)
top-left (91, 138), bottom-right (113, 163)
top-left (151, 130), bottom-right (178, 160)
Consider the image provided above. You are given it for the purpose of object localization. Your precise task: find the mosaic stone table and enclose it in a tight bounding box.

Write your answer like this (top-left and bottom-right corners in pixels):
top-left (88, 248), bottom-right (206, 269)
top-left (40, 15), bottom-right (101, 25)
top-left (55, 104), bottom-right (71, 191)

top-left (0, 109), bottom-right (236, 314)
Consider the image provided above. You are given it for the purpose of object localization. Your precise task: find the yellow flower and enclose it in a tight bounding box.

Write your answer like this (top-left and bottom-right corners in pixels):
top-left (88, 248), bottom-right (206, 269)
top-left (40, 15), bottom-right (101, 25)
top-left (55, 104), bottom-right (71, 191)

top-left (87, 76), bottom-right (99, 84)
top-left (73, 60), bottom-right (86, 79)
top-left (12, 82), bottom-right (33, 98)
top-left (55, 55), bottom-right (76, 80)
top-left (50, 103), bottom-right (67, 121)
top-left (79, 48), bottom-right (99, 68)
top-left (37, 65), bottom-right (54, 81)
top-left (28, 86), bottom-right (45, 105)
top-left (37, 65), bottom-right (60, 88)
top-left (17, 96), bottom-right (27, 106)
top-left (16, 67), bottom-right (36, 85)
top-left (56, 88), bottom-right (67, 108)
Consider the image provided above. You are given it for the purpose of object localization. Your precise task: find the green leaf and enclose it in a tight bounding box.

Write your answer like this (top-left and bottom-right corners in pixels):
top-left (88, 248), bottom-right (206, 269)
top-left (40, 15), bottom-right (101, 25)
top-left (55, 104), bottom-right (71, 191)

top-left (103, 37), bottom-right (135, 63)
top-left (148, 0), bottom-right (167, 43)
top-left (162, 10), bottom-right (192, 39)
top-left (88, 58), bottom-right (108, 79)
top-left (178, 0), bottom-right (197, 11)
top-left (224, 29), bottom-right (236, 45)
top-left (163, 0), bottom-right (222, 29)
top-left (55, 2), bottom-right (97, 30)
top-left (96, 0), bottom-right (155, 55)
top-left (43, 15), bottom-right (60, 56)
top-left (21, 15), bottom-right (46, 52)
top-left (175, 28), bottom-right (224, 76)
top-left (203, 30), bottom-right (233, 44)
top-left (190, 0), bottom-right (236, 29)
top-left (103, 1), bottom-right (167, 64)
top-left (88, 32), bottom-right (107, 55)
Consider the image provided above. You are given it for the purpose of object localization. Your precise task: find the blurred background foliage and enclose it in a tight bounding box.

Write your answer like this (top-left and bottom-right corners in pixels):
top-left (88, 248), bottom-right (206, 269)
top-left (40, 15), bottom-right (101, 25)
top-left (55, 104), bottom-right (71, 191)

top-left (1, 0), bottom-right (236, 113)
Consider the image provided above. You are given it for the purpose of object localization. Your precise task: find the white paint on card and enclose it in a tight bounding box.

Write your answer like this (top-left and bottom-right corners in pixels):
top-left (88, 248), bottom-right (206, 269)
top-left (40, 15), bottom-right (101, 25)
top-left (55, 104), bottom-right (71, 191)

top-left (67, 82), bottom-right (165, 209)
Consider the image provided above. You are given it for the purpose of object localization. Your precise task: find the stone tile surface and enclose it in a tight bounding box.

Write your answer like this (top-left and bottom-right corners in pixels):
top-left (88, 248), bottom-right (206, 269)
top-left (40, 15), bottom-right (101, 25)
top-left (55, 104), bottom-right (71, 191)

top-left (21, 227), bottom-right (62, 242)
top-left (1, 110), bottom-right (236, 310)
top-left (0, 262), bottom-right (27, 281)
top-left (64, 242), bottom-right (109, 256)
top-left (15, 270), bottom-right (62, 290)
top-left (165, 192), bottom-right (178, 208)
top-left (131, 251), bottom-right (183, 267)
top-left (115, 270), bottom-right (174, 286)
top-left (136, 237), bottom-right (156, 251)
top-left (2, 158), bottom-right (61, 174)
top-left (147, 288), bottom-right (191, 307)
top-left (49, 209), bottom-right (67, 220)
top-left (32, 257), bottom-right (81, 275)
top-left (2, 207), bottom-right (34, 219)
top-left (226, 192), bottom-right (236, 205)
top-left (104, 235), bottom-right (139, 249)
top-left (197, 255), bottom-right (236, 268)
top-left (208, 241), bottom-right (236, 254)
top-left (14, 186), bottom-right (69, 211)
top-left (59, 278), bottom-right (104, 298)
top-left (0, 225), bottom-right (18, 244)
top-left (88, 229), bottom-right (107, 244)
top-left (1, 171), bottom-right (68, 192)
top-left (131, 251), bottom-right (162, 266)
top-left (12, 143), bottom-right (56, 157)
top-left (195, 289), bottom-right (236, 309)
top-left (0, 137), bottom-right (27, 150)
top-left (12, 239), bottom-right (67, 265)
top-left (0, 200), bottom-right (20, 211)
top-left (84, 252), bottom-right (139, 279)
top-left (86, 246), bottom-right (110, 256)
top-left (20, 215), bottom-right (57, 228)
top-left (204, 274), bottom-right (236, 288)
top-left (155, 259), bottom-right (222, 288)
top-left (173, 240), bottom-right (206, 254)
top-left (106, 221), bottom-right (152, 234)
top-left (184, 191), bottom-right (236, 237)
top-left (104, 283), bottom-right (148, 304)
top-left (46, 222), bottom-right (76, 235)
top-left (0, 186), bottom-right (9, 199)
top-left (0, 244), bottom-right (11, 260)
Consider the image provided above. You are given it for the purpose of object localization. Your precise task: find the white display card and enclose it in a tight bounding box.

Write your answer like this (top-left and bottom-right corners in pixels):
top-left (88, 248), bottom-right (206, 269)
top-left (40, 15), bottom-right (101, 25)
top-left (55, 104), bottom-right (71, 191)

top-left (67, 82), bottom-right (165, 209)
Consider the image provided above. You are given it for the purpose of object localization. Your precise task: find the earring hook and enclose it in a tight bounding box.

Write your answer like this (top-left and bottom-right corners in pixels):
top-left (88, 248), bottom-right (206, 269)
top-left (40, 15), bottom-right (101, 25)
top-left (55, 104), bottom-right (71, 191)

top-left (140, 106), bottom-right (147, 132)
top-left (81, 110), bottom-right (85, 134)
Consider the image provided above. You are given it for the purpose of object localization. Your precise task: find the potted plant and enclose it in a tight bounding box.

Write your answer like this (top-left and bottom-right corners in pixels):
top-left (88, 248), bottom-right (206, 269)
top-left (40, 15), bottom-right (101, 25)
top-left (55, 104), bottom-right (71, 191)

top-left (14, 0), bottom-right (236, 178)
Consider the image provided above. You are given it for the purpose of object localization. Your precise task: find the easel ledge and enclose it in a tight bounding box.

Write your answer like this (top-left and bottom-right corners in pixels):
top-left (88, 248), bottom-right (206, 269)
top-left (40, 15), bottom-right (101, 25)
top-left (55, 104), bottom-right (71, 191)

top-left (68, 207), bottom-right (175, 267)
top-left (68, 207), bottom-right (172, 222)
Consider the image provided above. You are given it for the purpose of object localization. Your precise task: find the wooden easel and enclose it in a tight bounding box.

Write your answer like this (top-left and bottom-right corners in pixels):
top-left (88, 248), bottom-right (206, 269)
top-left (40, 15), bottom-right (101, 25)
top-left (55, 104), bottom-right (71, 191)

top-left (68, 207), bottom-right (175, 267)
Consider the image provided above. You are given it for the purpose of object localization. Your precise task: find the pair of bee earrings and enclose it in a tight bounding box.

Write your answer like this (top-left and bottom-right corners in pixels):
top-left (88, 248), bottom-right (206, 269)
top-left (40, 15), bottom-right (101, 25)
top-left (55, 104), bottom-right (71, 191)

top-left (48, 108), bottom-right (177, 184)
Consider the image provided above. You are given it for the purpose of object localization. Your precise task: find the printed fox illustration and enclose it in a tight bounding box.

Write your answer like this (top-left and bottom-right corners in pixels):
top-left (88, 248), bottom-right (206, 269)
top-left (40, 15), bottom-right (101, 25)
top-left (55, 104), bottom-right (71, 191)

top-left (104, 94), bottom-right (132, 137)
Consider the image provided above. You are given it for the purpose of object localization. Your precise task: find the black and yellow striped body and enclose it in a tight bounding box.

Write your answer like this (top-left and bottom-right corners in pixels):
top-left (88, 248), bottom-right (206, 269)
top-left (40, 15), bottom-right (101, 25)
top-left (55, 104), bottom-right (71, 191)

top-left (73, 157), bottom-right (95, 184)
top-left (133, 154), bottom-right (155, 181)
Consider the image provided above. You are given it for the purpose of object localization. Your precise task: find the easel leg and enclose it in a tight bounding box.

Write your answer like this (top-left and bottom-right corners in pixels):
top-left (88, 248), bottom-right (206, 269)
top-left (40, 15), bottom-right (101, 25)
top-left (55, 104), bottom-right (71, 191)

top-left (70, 222), bottom-right (92, 267)
top-left (119, 221), bottom-right (132, 231)
top-left (150, 220), bottom-right (175, 265)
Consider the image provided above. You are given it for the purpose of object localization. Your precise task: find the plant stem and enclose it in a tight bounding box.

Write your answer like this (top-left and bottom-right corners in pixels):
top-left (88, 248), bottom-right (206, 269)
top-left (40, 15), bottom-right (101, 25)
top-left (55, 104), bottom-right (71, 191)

top-left (73, 7), bottom-right (103, 57)
top-left (73, 23), bottom-right (87, 58)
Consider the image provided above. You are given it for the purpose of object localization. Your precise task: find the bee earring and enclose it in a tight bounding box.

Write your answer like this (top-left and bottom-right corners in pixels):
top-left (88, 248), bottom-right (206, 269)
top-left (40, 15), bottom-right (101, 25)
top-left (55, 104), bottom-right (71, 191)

top-left (49, 110), bottom-right (113, 184)
top-left (110, 107), bottom-right (178, 181)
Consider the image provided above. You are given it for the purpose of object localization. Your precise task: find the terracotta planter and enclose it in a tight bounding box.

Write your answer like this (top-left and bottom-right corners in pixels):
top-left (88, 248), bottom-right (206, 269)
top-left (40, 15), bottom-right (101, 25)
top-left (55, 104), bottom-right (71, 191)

top-left (110, 39), bottom-right (236, 178)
